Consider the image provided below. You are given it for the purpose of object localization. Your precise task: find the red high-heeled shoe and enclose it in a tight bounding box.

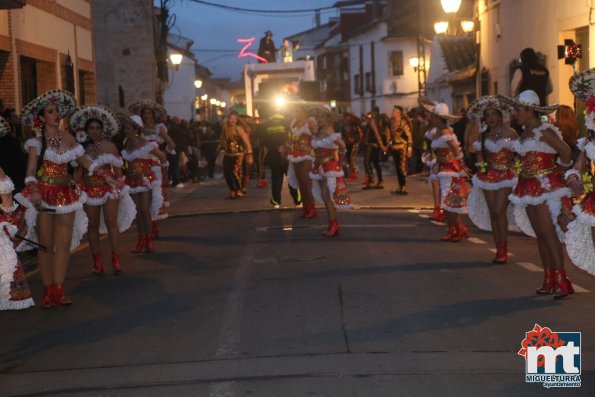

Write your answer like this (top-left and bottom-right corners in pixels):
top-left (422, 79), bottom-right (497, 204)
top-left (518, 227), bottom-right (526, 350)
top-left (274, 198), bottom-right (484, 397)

top-left (553, 269), bottom-right (575, 299)
top-left (42, 285), bottom-right (57, 309)
top-left (52, 284), bottom-right (72, 306)
top-left (429, 206), bottom-right (445, 222)
top-left (536, 267), bottom-right (555, 294)
top-left (324, 219), bottom-right (340, 237)
top-left (305, 204), bottom-right (317, 219)
top-left (492, 242), bottom-right (508, 264)
top-left (145, 236), bottom-right (156, 253)
top-left (151, 221), bottom-right (159, 238)
top-left (92, 253), bottom-right (105, 275)
top-left (131, 234), bottom-right (146, 253)
top-left (440, 225), bottom-right (457, 241)
top-left (450, 222), bottom-right (469, 242)
top-left (112, 251), bottom-right (122, 274)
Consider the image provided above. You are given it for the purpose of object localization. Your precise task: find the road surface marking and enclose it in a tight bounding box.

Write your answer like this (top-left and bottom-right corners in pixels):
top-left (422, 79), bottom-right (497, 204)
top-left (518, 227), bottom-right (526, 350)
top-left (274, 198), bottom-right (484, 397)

top-left (430, 220), bottom-right (444, 226)
top-left (516, 262), bottom-right (542, 272)
top-left (256, 224), bottom-right (416, 231)
top-left (468, 237), bottom-right (487, 244)
top-left (573, 284), bottom-right (590, 293)
top-left (488, 248), bottom-right (514, 256)
top-left (408, 209), bottom-right (421, 213)
top-left (419, 214), bottom-right (430, 219)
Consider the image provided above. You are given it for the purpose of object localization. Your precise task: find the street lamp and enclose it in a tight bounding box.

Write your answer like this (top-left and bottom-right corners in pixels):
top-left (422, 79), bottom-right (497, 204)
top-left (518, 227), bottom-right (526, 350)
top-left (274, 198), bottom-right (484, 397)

top-left (441, 0), bottom-right (461, 13)
top-left (209, 98), bottom-right (217, 105)
top-left (201, 94), bottom-right (208, 101)
top-left (169, 52), bottom-right (183, 70)
top-left (434, 21), bottom-right (449, 35)
top-left (221, 101), bottom-right (226, 108)
top-left (460, 20), bottom-right (475, 33)
top-left (409, 56), bottom-right (420, 71)
top-left (215, 100), bottom-right (221, 107)
top-left (194, 79), bottom-right (203, 89)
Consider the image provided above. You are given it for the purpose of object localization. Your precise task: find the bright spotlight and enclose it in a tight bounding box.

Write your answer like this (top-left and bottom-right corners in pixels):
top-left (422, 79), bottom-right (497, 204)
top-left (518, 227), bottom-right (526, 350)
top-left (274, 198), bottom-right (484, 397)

top-left (275, 95), bottom-right (286, 108)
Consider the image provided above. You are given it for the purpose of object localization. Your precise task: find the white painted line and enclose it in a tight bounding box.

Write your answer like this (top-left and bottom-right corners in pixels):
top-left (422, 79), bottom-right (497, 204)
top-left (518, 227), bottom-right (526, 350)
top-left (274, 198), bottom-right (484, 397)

top-left (468, 237), bottom-right (487, 244)
top-left (573, 284), bottom-right (590, 293)
top-left (488, 248), bottom-right (514, 257)
top-left (256, 224), bottom-right (416, 231)
top-left (419, 214), bottom-right (430, 219)
top-left (430, 220), bottom-right (444, 226)
top-left (517, 262), bottom-right (543, 272)
top-left (408, 209), bottom-right (421, 213)
top-left (342, 224), bottom-right (417, 228)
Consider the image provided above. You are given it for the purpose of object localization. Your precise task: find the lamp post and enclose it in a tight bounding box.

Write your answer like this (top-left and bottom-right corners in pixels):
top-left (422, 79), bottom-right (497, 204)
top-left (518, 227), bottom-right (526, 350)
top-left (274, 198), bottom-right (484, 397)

top-left (433, 0), bottom-right (481, 100)
top-left (169, 52), bottom-right (183, 71)
top-left (194, 79), bottom-right (203, 89)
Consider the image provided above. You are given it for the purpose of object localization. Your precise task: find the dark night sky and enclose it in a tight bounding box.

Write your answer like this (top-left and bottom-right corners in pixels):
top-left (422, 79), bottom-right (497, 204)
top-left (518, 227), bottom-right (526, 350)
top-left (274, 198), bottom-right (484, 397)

top-left (165, 0), bottom-right (337, 81)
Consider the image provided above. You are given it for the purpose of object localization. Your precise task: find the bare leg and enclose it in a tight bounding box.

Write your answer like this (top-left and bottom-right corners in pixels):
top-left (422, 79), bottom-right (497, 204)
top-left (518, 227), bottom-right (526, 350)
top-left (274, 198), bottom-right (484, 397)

top-left (526, 204), bottom-right (565, 270)
top-left (139, 191), bottom-right (152, 236)
top-left (295, 160), bottom-right (314, 206)
top-left (320, 179), bottom-right (337, 221)
top-left (52, 212), bottom-right (75, 283)
top-left (36, 212), bottom-right (55, 285)
top-left (431, 178), bottom-right (440, 207)
top-left (483, 188), bottom-right (512, 244)
top-left (84, 204), bottom-right (101, 254)
top-left (103, 199), bottom-right (120, 253)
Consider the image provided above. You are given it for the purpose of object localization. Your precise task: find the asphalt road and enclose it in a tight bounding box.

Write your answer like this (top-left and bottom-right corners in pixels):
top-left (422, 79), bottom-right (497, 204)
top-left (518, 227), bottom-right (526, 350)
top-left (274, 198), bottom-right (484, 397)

top-left (1, 173), bottom-right (594, 396)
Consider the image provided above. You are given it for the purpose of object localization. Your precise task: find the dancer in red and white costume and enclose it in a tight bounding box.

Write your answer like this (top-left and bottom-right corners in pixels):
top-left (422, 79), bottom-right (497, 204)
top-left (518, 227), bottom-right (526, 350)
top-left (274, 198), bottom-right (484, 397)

top-left (16, 89), bottom-right (105, 308)
top-left (70, 105), bottom-right (135, 275)
top-left (129, 101), bottom-right (174, 238)
top-left (505, 90), bottom-right (574, 299)
top-left (119, 114), bottom-right (167, 254)
top-left (287, 103), bottom-right (316, 218)
top-left (0, 117), bottom-right (34, 311)
top-left (423, 102), bottom-right (470, 241)
top-left (565, 68), bottom-right (595, 276)
top-left (309, 106), bottom-right (352, 237)
top-left (466, 95), bottom-right (519, 263)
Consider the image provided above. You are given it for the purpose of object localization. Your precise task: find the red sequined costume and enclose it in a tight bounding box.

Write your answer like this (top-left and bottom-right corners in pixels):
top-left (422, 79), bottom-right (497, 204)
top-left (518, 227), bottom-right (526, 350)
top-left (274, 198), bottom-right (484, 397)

top-left (468, 137), bottom-right (518, 231)
top-left (14, 138), bottom-right (88, 250)
top-left (566, 137), bottom-right (595, 274)
top-left (122, 141), bottom-right (164, 219)
top-left (287, 122), bottom-right (314, 190)
top-left (145, 128), bottom-right (169, 219)
top-left (431, 133), bottom-right (469, 213)
top-left (85, 153), bottom-right (136, 233)
top-left (309, 133), bottom-right (352, 208)
top-left (0, 175), bottom-right (34, 310)
top-left (508, 123), bottom-right (570, 240)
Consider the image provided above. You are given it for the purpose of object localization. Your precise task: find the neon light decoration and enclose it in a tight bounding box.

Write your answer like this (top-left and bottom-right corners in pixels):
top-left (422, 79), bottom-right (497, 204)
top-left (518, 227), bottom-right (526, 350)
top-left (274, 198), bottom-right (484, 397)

top-left (237, 37), bottom-right (268, 63)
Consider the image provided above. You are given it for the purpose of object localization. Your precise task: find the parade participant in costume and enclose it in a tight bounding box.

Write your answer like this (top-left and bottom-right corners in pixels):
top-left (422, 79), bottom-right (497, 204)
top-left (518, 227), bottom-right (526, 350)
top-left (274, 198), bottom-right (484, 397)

top-left (70, 105), bottom-right (135, 275)
top-left (16, 89), bottom-right (96, 308)
top-left (309, 106), bottom-right (352, 237)
top-left (389, 106), bottom-right (413, 195)
top-left (418, 97), bottom-right (444, 222)
top-left (362, 107), bottom-right (388, 190)
top-left (466, 96), bottom-right (519, 263)
top-left (287, 103), bottom-right (316, 218)
top-left (423, 102), bottom-right (470, 241)
top-left (258, 31), bottom-right (277, 63)
top-left (504, 90), bottom-right (574, 299)
top-left (119, 114), bottom-right (167, 254)
top-left (341, 112), bottom-right (362, 181)
top-left (565, 68), bottom-right (595, 276)
top-left (256, 111), bottom-right (300, 208)
top-left (0, 119), bottom-right (34, 310)
top-left (218, 111), bottom-right (253, 199)
top-left (129, 101), bottom-right (174, 238)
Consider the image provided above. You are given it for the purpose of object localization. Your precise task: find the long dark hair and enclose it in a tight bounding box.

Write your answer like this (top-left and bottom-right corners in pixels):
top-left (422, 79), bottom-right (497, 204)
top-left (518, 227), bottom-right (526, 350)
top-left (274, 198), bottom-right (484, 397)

top-left (480, 108), bottom-right (503, 169)
top-left (36, 108), bottom-right (47, 177)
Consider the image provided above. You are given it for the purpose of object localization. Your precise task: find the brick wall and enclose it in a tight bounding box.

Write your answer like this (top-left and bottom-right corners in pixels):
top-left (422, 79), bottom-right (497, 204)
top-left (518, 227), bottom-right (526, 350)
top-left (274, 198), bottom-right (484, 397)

top-left (0, 50), bottom-right (16, 108)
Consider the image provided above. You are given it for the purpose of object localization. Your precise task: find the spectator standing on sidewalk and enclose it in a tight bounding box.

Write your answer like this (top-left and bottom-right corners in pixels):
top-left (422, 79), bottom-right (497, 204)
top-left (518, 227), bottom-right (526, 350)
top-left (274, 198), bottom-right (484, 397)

top-left (167, 116), bottom-right (190, 188)
top-left (362, 107), bottom-right (388, 190)
top-left (199, 121), bottom-right (220, 179)
top-left (408, 107), bottom-right (426, 174)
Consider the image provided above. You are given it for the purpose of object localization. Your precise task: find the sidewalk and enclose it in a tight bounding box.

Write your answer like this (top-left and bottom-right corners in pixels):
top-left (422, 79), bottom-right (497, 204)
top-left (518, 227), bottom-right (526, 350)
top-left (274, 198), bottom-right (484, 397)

top-left (166, 165), bottom-right (434, 217)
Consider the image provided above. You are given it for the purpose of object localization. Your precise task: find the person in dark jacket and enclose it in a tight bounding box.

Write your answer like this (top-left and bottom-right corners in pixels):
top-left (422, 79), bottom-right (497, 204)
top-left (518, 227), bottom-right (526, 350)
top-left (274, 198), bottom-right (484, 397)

top-left (510, 47), bottom-right (553, 105)
top-left (256, 112), bottom-right (299, 207)
top-left (257, 31), bottom-right (276, 63)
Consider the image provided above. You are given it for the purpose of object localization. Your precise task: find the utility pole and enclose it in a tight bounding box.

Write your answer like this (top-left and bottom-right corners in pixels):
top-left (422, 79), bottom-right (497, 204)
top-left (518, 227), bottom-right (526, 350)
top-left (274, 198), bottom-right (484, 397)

top-left (416, 0), bottom-right (427, 98)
